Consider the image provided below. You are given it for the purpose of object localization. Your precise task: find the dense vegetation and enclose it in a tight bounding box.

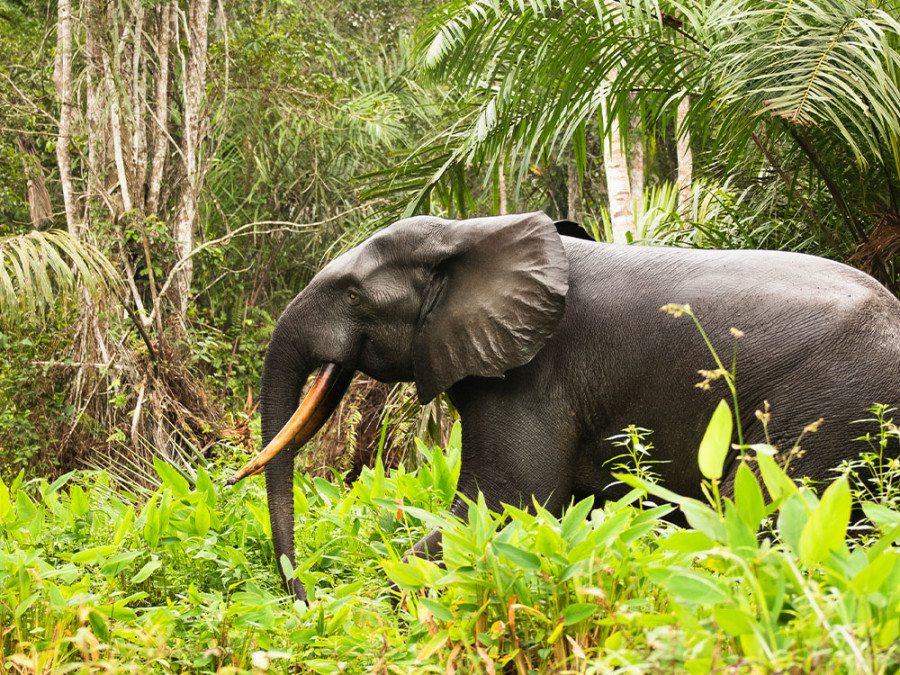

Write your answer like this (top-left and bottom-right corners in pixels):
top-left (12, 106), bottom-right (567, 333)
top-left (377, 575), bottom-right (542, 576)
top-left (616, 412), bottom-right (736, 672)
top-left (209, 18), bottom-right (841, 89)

top-left (2, 0), bottom-right (900, 671)
top-left (3, 412), bottom-right (900, 671)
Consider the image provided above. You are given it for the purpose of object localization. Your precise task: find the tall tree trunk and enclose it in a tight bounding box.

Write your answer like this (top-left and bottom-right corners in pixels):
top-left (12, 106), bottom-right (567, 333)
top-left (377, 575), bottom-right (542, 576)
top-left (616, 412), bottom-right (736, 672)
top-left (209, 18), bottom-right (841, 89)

top-left (498, 155), bottom-right (508, 215)
top-left (567, 148), bottom-right (580, 222)
top-left (53, 0), bottom-right (78, 237)
top-left (629, 106), bottom-right (644, 222)
top-left (601, 82), bottom-right (634, 243)
top-left (676, 94), bottom-right (693, 220)
top-left (172, 0), bottom-right (210, 325)
top-left (146, 3), bottom-right (173, 216)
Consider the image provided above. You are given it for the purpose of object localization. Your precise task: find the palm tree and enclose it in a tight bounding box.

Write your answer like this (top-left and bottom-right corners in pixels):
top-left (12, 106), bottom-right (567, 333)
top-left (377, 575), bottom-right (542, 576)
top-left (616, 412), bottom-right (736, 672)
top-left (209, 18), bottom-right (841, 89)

top-left (403, 0), bottom-right (900, 284)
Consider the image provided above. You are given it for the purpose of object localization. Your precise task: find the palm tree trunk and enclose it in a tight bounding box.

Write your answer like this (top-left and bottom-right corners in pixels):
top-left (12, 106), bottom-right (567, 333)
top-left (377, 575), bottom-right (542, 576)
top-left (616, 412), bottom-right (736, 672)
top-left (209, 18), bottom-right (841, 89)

top-left (629, 107), bottom-right (644, 221)
top-left (601, 80), bottom-right (634, 243)
top-left (676, 94), bottom-right (693, 220)
top-left (567, 148), bottom-right (580, 222)
top-left (498, 155), bottom-right (508, 215)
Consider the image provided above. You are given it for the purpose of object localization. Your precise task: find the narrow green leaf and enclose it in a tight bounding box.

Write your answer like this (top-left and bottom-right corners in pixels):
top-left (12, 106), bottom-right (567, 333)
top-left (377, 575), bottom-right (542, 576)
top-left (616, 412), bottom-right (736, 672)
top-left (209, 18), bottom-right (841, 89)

top-left (561, 495), bottom-right (594, 539)
top-left (734, 462), bottom-right (765, 531)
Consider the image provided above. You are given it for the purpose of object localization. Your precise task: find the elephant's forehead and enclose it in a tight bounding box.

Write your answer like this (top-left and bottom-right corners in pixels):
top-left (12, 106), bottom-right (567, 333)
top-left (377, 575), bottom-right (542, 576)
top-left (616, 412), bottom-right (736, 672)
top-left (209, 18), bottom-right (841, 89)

top-left (328, 219), bottom-right (441, 274)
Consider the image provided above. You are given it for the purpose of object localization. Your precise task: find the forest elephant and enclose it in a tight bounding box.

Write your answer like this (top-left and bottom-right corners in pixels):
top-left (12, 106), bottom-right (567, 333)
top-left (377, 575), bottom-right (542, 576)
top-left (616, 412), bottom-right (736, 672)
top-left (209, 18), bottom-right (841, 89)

top-left (227, 211), bottom-right (900, 600)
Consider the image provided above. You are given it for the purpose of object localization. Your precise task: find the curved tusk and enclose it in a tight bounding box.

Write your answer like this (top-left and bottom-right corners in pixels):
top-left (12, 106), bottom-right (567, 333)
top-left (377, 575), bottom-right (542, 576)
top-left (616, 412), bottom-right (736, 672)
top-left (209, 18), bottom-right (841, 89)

top-left (225, 363), bottom-right (354, 486)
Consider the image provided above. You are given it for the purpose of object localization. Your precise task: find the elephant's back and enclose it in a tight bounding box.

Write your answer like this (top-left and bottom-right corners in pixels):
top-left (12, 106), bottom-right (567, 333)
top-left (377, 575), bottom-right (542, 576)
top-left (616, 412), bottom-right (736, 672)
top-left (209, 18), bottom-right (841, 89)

top-left (552, 240), bottom-right (900, 496)
top-left (562, 242), bottom-right (900, 342)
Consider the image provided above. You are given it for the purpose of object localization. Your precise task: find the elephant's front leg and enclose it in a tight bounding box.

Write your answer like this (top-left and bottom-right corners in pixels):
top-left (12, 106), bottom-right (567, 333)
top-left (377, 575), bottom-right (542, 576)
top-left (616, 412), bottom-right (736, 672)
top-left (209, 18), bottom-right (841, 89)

top-left (404, 382), bottom-right (579, 565)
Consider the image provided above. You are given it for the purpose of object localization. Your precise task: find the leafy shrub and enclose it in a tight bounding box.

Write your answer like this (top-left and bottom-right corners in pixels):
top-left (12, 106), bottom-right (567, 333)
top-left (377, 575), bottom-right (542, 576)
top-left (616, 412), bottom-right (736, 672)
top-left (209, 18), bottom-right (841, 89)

top-left (1, 417), bottom-right (900, 672)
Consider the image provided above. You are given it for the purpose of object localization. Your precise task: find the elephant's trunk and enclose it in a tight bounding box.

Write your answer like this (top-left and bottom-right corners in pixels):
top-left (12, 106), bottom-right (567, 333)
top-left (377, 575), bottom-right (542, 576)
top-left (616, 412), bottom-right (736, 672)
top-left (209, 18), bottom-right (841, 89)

top-left (227, 322), bottom-right (354, 599)
top-left (226, 363), bottom-right (352, 485)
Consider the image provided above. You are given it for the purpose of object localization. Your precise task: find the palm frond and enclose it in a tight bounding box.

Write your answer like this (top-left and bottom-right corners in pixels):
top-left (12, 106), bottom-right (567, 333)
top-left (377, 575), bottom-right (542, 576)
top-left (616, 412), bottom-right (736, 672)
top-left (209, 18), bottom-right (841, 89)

top-left (0, 230), bottom-right (120, 322)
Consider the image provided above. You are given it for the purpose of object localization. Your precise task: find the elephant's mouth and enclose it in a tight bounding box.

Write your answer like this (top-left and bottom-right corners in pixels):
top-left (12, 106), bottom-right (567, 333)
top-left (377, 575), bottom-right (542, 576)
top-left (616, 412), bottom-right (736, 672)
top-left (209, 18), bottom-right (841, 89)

top-left (225, 363), bottom-right (354, 486)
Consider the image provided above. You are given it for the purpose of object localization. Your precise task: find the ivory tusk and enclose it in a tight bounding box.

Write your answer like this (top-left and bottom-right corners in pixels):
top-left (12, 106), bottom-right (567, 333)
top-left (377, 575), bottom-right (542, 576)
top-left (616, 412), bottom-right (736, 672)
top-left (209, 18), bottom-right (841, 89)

top-left (225, 363), bottom-right (353, 486)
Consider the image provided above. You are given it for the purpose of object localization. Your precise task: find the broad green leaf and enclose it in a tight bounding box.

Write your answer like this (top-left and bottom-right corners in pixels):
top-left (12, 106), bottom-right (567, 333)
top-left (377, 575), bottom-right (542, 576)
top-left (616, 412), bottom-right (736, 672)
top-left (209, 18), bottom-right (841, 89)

top-left (757, 455), bottom-right (798, 502)
top-left (14, 592), bottom-right (40, 618)
top-left (725, 502), bottom-right (758, 559)
top-left (493, 541), bottom-right (541, 571)
top-left (193, 501), bottom-right (211, 537)
top-left (852, 553), bottom-right (896, 596)
top-left (101, 551), bottom-right (142, 576)
top-left (313, 477), bottom-right (341, 501)
top-left (863, 502), bottom-right (900, 528)
top-left (16, 490), bottom-right (36, 522)
top-left (698, 399), bottom-right (732, 480)
top-left (713, 606), bottom-right (757, 636)
top-left (777, 494), bottom-right (808, 556)
top-left (682, 499), bottom-right (725, 543)
top-left (45, 471), bottom-right (75, 496)
top-left (662, 569), bottom-right (732, 604)
top-left (561, 603), bottom-right (597, 625)
top-left (196, 465), bottom-right (217, 508)
top-left (800, 477), bottom-right (851, 566)
top-left (112, 506), bottom-right (135, 546)
top-left (72, 545), bottom-right (117, 565)
top-left (418, 597), bottom-right (454, 622)
top-left (131, 558), bottom-right (162, 584)
top-left (0, 478), bottom-right (9, 520)
top-left (153, 457), bottom-right (190, 498)
top-left (660, 530), bottom-right (715, 553)
top-left (382, 560), bottom-right (427, 590)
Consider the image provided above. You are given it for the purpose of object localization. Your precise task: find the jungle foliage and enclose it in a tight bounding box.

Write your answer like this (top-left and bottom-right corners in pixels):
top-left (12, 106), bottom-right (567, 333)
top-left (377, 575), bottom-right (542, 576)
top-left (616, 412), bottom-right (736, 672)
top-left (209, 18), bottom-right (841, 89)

top-left (2, 0), bottom-right (900, 671)
top-left (2, 411), bottom-right (900, 672)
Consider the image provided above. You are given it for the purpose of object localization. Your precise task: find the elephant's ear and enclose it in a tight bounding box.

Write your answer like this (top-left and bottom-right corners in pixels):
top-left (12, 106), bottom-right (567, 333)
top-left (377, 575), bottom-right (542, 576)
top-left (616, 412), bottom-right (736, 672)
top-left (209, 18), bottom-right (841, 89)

top-left (413, 212), bottom-right (569, 403)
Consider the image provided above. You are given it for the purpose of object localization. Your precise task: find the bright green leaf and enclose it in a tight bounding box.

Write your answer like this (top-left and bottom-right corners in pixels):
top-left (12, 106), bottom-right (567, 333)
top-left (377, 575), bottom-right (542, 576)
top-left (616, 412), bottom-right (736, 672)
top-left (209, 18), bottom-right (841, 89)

top-left (698, 399), bottom-right (732, 481)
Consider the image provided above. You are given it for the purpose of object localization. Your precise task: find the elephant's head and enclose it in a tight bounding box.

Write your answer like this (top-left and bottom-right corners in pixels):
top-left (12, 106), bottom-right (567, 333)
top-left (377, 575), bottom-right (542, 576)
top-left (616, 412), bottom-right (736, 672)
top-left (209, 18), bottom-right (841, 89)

top-left (227, 211), bottom-right (569, 598)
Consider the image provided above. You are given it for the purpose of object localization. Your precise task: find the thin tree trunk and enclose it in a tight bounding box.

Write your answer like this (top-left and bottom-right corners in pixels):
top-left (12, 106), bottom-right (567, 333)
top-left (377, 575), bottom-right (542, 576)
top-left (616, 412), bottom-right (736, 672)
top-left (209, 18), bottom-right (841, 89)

top-left (131, 2), bottom-right (147, 215)
top-left (629, 107), bottom-right (644, 221)
top-left (601, 82), bottom-right (634, 243)
top-left (146, 3), bottom-right (172, 216)
top-left (498, 155), bottom-right (508, 215)
top-left (567, 148), bottom-right (580, 222)
top-left (676, 94), bottom-right (693, 220)
top-left (172, 0), bottom-right (210, 324)
top-left (102, 47), bottom-right (134, 214)
top-left (53, 0), bottom-right (78, 237)
top-left (84, 2), bottom-right (105, 225)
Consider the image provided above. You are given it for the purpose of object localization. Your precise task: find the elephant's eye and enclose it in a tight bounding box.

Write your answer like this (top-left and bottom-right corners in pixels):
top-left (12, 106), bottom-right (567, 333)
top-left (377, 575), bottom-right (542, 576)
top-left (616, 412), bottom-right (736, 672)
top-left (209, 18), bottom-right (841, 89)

top-left (346, 288), bottom-right (360, 305)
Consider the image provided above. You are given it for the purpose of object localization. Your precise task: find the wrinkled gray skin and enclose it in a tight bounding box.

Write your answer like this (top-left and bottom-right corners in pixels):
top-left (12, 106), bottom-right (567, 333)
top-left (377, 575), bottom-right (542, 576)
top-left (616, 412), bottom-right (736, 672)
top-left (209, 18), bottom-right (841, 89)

top-left (261, 212), bottom-right (900, 600)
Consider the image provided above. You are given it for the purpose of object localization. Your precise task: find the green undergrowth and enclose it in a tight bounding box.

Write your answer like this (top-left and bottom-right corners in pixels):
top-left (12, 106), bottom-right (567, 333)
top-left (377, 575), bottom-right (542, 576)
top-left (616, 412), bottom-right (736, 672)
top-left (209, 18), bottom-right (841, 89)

top-left (2, 415), bottom-right (900, 673)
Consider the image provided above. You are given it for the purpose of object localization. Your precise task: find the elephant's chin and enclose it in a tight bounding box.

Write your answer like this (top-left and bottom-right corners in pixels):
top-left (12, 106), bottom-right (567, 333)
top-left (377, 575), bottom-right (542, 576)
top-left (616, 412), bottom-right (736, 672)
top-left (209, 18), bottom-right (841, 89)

top-left (226, 363), bottom-right (354, 485)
